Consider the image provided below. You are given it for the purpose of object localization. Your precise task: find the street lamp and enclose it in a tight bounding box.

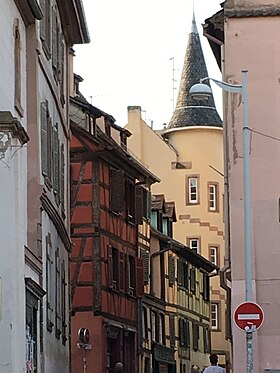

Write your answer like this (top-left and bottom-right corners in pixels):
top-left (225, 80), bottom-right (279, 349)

top-left (190, 70), bottom-right (253, 373)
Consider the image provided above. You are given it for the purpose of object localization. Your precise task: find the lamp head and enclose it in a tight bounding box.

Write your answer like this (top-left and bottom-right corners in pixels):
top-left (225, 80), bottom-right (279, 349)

top-left (189, 83), bottom-right (212, 100)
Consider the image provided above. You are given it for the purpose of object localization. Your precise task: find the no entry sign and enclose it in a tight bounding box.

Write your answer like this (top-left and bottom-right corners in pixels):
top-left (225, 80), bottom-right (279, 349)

top-left (234, 301), bottom-right (264, 332)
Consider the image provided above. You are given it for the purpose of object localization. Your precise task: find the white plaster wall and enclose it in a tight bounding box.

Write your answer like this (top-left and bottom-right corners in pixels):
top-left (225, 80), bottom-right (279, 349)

top-left (0, 1), bottom-right (28, 372)
top-left (41, 211), bottom-right (70, 373)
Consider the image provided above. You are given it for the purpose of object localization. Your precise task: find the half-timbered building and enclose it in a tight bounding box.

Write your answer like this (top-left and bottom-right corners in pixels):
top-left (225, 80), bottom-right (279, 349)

top-left (70, 80), bottom-right (159, 373)
top-left (139, 194), bottom-right (217, 373)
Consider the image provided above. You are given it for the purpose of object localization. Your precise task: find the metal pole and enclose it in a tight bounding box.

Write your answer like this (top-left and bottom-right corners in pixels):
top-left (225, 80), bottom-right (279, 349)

top-left (242, 70), bottom-right (253, 373)
top-left (83, 348), bottom-right (87, 373)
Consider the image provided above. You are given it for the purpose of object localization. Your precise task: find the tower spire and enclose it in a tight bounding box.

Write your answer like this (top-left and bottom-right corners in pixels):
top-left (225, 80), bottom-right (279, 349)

top-left (167, 10), bottom-right (222, 129)
top-left (191, 1), bottom-right (198, 34)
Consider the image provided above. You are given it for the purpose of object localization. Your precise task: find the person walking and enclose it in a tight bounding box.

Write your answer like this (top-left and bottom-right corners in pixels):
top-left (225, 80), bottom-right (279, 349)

top-left (204, 354), bottom-right (224, 373)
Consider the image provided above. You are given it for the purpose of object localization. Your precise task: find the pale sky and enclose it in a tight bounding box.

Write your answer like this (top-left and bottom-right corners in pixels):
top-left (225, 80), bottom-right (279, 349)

top-left (74, 0), bottom-right (223, 129)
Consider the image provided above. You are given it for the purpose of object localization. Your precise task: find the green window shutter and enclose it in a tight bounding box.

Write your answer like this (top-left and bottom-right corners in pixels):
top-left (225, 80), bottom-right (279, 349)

top-left (110, 169), bottom-right (125, 212)
top-left (192, 323), bottom-right (199, 351)
top-left (39, 0), bottom-right (46, 41)
top-left (40, 102), bottom-right (48, 176)
top-left (136, 257), bottom-right (144, 298)
top-left (168, 256), bottom-right (175, 286)
top-left (135, 185), bottom-right (144, 225)
top-left (203, 273), bottom-right (210, 302)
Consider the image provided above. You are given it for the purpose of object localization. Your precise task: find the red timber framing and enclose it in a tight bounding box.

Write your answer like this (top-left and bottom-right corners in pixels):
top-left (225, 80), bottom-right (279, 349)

top-left (70, 115), bottom-right (159, 373)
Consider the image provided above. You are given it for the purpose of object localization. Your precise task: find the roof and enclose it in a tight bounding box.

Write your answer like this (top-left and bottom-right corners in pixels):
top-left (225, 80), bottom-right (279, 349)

top-left (163, 202), bottom-right (177, 222)
top-left (167, 14), bottom-right (222, 129)
top-left (151, 194), bottom-right (165, 212)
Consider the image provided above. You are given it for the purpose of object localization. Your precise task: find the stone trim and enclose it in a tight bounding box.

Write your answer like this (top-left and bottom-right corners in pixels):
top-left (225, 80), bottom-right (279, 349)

top-left (25, 277), bottom-right (46, 299)
top-left (40, 192), bottom-right (72, 252)
top-left (225, 6), bottom-right (280, 18)
top-left (25, 245), bottom-right (43, 275)
top-left (0, 111), bottom-right (29, 145)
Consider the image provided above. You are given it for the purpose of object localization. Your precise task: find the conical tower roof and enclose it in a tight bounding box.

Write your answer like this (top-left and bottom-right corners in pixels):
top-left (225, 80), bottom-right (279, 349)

top-left (168, 14), bottom-right (222, 129)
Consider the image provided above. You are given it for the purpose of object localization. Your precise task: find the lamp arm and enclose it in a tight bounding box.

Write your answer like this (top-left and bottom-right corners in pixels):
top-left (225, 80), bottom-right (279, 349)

top-left (200, 77), bottom-right (242, 94)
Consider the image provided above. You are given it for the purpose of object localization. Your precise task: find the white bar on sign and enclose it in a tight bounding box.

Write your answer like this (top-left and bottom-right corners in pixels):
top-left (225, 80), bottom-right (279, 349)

top-left (238, 314), bottom-right (260, 320)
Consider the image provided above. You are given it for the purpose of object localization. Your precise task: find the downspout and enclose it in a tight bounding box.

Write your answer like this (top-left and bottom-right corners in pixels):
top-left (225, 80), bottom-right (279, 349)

top-left (219, 43), bottom-right (232, 343)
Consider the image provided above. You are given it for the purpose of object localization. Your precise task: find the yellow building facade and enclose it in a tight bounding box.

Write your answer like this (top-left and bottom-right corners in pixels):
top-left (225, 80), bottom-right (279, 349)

top-left (125, 14), bottom-right (231, 372)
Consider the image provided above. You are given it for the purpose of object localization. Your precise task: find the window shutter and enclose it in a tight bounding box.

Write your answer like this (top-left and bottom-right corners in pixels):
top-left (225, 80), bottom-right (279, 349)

top-left (136, 257), bottom-right (144, 298)
top-left (108, 246), bottom-right (113, 288)
top-left (110, 169), bottom-right (125, 212)
top-left (119, 252), bottom-right (125, 292)
top-left (186, 320), bottom-right (190, 347)
top-left (55, 249), bottom-right (61, 337)
top-left (169, 314), bottom-right (175, 348)
top-left (179, 318), bottom-right (184, 346)
top-left (39, 0), bottom-right (46, 40)
top-left (193, 323), bottom-right (199, 351)
top-left (53, 124), bottom-right (59, 195)
top-left (52, 7), bottom-right (58, 68)
top-left (134, 185), bottom-right (144, 225)
top-left (59, 36), bottom-right (65, 104)
top-left (168, 256), bottom-right (175, 286)
top-left (177, 260), bottom-right (183, 286)
top-left (190, 268), bottom-right (196, 293)
top-left (61, 259), bottom-right (67, 344)
top-left (60, 144), bottom-right (65, 213)
top-left (203, 273), bottom-right (210, 302)
top-left (141, 249), bottom-right (149, 284)
top-left (46, 234), bottom-right (54, 331)
top-left (47, 117), bottom-right (52, 181)
top-left (147, 190), bottom-right (151, 220)
top-left (41, 102), bottom-right (48, 176)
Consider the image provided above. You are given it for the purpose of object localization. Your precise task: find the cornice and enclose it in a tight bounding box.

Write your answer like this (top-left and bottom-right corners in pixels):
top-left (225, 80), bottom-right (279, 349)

top-left (225, 5), bottom-right (280, 17)
top-left (0, 111), bottom-right (29, 145)
top-left (40, 192), bottom-right (72, 252)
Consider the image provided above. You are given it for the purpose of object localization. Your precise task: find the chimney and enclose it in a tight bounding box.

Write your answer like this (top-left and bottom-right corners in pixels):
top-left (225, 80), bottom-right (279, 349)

top-left (127, 106), bottom-right (142, 124)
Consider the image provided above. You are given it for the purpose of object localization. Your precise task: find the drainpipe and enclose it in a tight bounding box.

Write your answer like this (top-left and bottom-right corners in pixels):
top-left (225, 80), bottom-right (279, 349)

top-left (219, 44), bottom-right (232, 344)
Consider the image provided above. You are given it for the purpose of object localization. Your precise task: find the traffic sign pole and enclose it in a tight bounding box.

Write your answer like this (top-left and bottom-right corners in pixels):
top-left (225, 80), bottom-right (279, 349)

top-left (234, 301), bottom-right (264, 373)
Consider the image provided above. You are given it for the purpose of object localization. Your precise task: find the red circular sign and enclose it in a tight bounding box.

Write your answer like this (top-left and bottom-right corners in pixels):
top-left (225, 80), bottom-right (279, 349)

top-left (234, 302), bottom-right (264, 332)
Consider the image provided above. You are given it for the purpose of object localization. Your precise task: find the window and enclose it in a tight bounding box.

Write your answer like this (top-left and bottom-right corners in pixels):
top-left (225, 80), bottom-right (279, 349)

top-left (128, 255), bottom-right (136, 290)
top-left (192, 323), bottom-right (199, 351)
top-left (177, 260), bottom-right (189, 290)
top-left (112, 247), bottom-right (119, 287)
top-left (142, 307), bottom-right (148, 339)
top-left (209, 245), bottom-right (219, 266)
top-left (190, 268), bottom-right (196, 293)
top-left (211, 303), bottom-right (219, 330)
top-left (208, 183), bottom-right (219, 212)
top-left (26, 291), bottom-right (38, 372)
top-left (46, 233), bottom-right (54, 331)
top-left (40, 0), bottom-right (51, 55)
top-left (151, 311), bottom-right (157, 342)
top-left (188, 238), bottom-right (200, 254)
top-left (202, 273), bottom-right (210, 302)
top-left (186, 176), bottom-right (199, 205)
top-left (55, 249), bottom-right (61, 338)
top-left (159, 314), bottom-right (165, 345)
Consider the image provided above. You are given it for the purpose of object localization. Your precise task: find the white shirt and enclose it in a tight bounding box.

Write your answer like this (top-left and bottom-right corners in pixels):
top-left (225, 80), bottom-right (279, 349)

top-left (204, 365), bottom-right (225, 373)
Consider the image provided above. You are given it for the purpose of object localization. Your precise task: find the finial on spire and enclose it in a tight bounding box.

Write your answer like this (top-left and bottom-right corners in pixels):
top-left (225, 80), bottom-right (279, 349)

top-left (191, 0), bottom-right (198, 34)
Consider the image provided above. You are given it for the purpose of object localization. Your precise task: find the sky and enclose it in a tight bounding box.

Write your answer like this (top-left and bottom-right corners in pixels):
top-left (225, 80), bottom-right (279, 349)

top-left (73, 0), bottom-right (223, 130)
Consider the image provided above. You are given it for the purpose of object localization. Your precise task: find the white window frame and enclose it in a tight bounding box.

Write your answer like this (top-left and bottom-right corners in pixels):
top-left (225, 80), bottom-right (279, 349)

top-left (209, 183), bottom-right (218, 211)
top-left (209, 246), bottom-right (218, 266)
top-left (189, 238), bottom-right (199, 253)
top-left (211, 303), bottom-right (219, 330)
top-left (188, 177), bottom-right (198, 204)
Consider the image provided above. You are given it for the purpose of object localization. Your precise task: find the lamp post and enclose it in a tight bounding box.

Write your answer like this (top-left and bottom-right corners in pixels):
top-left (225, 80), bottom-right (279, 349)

top-left (190, 70), bottom-right (253, 373)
